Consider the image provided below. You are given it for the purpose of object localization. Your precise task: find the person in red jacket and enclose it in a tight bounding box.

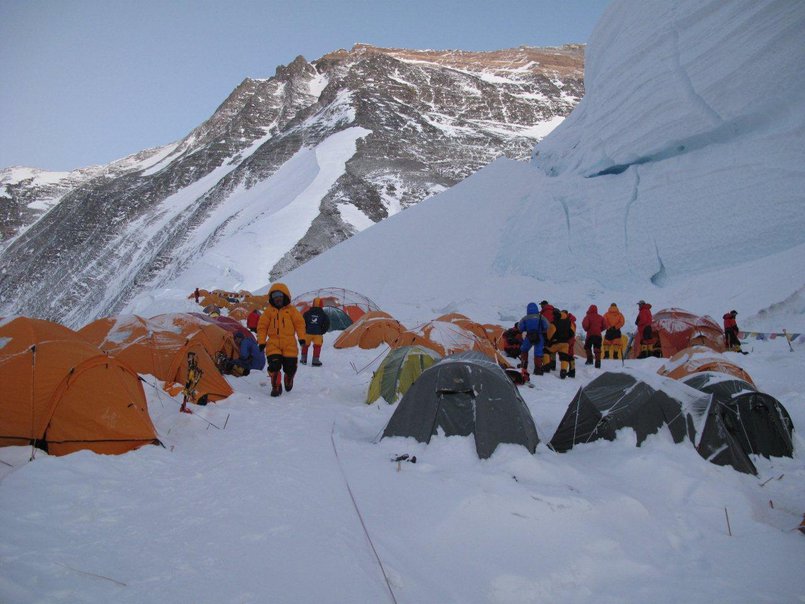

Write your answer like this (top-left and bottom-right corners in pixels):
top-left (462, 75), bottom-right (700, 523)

top-left (723, 310), bottom-right (744, 353)
top-left (635, 300), bottom-right (654, 358)
top-left (246, 308), bottom-right (262, 333)
top-left (582, 305), bottom-right (605, 368)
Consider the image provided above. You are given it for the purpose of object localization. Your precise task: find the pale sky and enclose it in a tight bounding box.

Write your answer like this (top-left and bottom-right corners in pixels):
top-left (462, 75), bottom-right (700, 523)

top-left (0, 0), bottom-right (610, 172)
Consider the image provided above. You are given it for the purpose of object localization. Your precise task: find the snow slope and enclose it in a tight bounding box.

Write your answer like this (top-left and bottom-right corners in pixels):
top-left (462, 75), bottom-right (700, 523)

top-left (2, 1), bottom-right (805, 603)
top-left (280, 0), bottom-right (805, 333)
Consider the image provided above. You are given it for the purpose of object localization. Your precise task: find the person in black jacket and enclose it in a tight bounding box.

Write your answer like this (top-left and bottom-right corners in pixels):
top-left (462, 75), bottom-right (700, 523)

top-left (301, 297), bottom-right (330, 366)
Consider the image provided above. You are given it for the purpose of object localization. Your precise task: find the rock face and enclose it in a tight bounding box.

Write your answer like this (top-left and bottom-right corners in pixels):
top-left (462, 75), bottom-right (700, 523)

top-left (0, 44), bottom-right (583, 327)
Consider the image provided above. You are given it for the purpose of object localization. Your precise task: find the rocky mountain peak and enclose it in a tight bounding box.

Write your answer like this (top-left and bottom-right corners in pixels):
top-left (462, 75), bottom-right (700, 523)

top-left (0, 43), bottom-right (584, 327)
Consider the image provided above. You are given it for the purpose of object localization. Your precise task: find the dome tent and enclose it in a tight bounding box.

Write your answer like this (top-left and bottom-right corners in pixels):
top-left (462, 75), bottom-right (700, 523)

top-left (366, 345), bottom-right (441, 405)
top-left (549, 370), bottom-right (703, 453)
top-left (382, 352), bottom-right (539, 459)
top-left (681, 372), bottom-right (794, 461)
top-left (78, 315), bottom-right (234, 404)
top-left (549, 369), bottom-right (758, 474)
top-left (657, 346), bottom-right (755, 386)
top-left (293, 287), bottom-right (381, 331)
top-left (0, 317), bottom-right (159, 456)
top-left (642, 308), bottom-right (725, 358)
top-left (334, 311), bottom-right (405, 350)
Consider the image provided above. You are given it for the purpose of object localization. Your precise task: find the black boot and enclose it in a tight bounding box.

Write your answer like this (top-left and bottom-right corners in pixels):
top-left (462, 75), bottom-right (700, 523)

top-left (568, 368), bottom-right (575, 378)
top-left (560, 369), bottom-right (567, 379)
top-left (311, 358), bottom-right (322, 367)
top-left (585, 351), bottom-right (593, 365)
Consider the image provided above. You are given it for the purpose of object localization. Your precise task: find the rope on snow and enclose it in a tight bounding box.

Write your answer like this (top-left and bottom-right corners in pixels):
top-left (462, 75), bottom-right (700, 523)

top-left (329, 422), bottom-right (399, 604)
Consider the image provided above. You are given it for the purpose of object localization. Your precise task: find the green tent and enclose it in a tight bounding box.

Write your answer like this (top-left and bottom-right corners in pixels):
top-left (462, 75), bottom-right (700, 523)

top-left (323, 306), bottom-right (353, 331)
top-left (366, 345), bottom-right (441, 404)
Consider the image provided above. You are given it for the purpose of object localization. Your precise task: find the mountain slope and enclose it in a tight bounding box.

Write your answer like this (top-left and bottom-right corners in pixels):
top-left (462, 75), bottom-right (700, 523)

top-left (275, 0), bottom-right (805, 332)
top-left (0, 44), bottom-right (583, 328)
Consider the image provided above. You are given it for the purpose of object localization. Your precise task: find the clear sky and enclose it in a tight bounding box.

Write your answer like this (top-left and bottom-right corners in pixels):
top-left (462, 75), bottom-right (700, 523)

top-left (0, 0), bottom-right (610, 172)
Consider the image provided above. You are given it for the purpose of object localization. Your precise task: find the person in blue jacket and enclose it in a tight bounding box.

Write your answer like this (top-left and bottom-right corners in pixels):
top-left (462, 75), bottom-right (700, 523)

top-left (225, 331), bottom-right (265, 376)
top-left (518, 302), bottom-right (549, 379)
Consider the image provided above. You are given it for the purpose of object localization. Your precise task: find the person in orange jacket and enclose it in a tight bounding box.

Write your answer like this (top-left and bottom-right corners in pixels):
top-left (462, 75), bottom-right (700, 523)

top-left (635, 300), bottom-right (654, 358)
top-left (257, 283), bottom-right (308, 397)
top-left (602, 303), bottom-right (625, 359)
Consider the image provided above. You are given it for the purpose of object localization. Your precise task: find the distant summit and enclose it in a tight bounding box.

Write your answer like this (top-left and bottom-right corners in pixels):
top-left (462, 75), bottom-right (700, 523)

top-left (0, 44), bottom-right (583, 326)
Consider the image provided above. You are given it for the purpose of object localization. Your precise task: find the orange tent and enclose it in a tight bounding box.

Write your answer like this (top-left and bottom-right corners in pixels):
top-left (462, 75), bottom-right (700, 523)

top-left (1, 317), bottom-right (159, 456)
top-left (78, 315), bottom-right (234, 403)
top-left (333, 311), bottom-right (405, 349)
top-left (433, 312), bottom-right (493, 343)
top-left (649, 308), bottom-right (726, 358)
top-left (227, 307), bottom-right (249, 321)
top-left (149, 313), bottom-right (238, 360)
top-left (657, 346), bottom-right (755, 386)
top-left (392, 320), bottom-right (509, 366)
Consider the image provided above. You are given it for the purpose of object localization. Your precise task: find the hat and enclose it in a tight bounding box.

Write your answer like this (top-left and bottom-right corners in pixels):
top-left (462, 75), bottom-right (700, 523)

top-left (539, 300), bottom-right (549, 306)
top-left (637, 300), bottom-right (646, 305)
top-left (730, 309), bottom-right (738, 315)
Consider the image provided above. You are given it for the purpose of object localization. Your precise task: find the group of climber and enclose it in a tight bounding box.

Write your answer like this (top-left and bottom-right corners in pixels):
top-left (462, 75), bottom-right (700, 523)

top-left (515, 299), bottom-right (660, 382)
top-left (516, 300), bottom-right (582, 381)
top-left (514, 299), bottom-right (746, 382)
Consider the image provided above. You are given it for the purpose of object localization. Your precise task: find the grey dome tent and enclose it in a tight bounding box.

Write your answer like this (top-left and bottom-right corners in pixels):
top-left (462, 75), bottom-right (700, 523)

top-left (549, 370), bottom-right (706, 452)
top-left (550, 370), bottom-right (760, 474)
top-left (381, 352), bottom-right (539, 459)
top-left (681, 372), bottom-right (795, 460)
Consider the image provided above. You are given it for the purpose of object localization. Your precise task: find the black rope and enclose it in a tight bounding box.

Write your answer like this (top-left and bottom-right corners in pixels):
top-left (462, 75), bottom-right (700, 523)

top-left (330, 423), bottom-right (398, 604)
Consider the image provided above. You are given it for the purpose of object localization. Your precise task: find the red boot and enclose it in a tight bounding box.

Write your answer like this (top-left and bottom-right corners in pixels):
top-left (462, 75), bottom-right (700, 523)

top-left (269, 371), bottom-right (282, 397)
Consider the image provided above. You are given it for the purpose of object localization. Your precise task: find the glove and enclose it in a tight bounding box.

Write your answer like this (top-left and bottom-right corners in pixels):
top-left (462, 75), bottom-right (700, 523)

top-left (258, 343), bottom-right (266, 352)
top-left (298, 339), bottom-right (306, 347)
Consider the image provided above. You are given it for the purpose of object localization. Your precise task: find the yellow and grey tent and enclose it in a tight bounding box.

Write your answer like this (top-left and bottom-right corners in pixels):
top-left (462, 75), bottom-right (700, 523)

top-left (366, 345), bottom-right (441, 404)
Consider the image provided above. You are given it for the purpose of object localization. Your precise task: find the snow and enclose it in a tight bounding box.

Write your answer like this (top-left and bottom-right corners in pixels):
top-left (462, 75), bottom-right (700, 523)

top-left (2, 1), bottom-right (805, 602)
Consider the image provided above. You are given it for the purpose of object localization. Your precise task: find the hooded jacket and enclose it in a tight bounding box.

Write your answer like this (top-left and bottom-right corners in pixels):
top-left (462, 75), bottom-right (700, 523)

top-left (636, 303), bottom-right (653, 329)
top-left (603, 304), bottom-right (625, 331)
top-left (518, 302), bottom-right (549, 344)
top-left (257, 283), bottom-right (308, 357)
top-left (582, 305), bottom-right (605, 336)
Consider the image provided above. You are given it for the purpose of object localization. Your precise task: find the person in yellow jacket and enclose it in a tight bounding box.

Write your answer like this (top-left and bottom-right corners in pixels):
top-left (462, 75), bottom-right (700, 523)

top-left (546, 309), bottom-right (575, 379)
top-left (602, 303), bottom-right (625, 360)
top-left (257, 283), bottom-right (308, 397)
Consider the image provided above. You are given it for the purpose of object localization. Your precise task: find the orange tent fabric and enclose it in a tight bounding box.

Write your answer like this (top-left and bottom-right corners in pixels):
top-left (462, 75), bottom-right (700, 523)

top-left (650, 308), bottom-right (726, 357)
top-left (657, 346), bottom-right (755, 386)
top-left (78, 316), bottom-right (234, 403)
top-left (149, 313), bottom-right (238, 360)
top-left (1, 317), bottom-right (159, 456)
top-left (391, 320), bottom-right (509, 366)
top-left (333, 311), bottom-right (405, 349)
top-left (433, 313), bottom-right (492, 343)
top-left (227, 307), bottom-right (249, 321)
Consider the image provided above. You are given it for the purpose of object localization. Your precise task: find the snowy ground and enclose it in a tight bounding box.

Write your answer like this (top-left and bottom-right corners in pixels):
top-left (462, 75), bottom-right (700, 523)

top-left (1, 333), bottom-right (803, 604)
